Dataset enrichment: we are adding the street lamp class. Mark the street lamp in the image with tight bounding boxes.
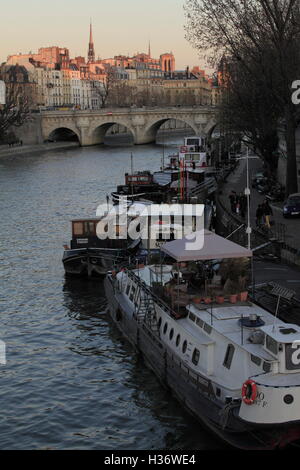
[237,146,259,250]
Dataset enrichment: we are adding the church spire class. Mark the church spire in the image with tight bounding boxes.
[88,20,95,63]
[148,40,151,58]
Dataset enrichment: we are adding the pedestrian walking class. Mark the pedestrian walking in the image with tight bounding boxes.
[262,200,273,229]
[229,191,237,213]
[239,193,247,219]
[236,196,241,216]
[256,204,264,227]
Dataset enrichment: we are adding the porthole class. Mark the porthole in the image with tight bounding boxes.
[284,394,294,405]
[163,323,168,335]
[176,334,181,347]
[169,329,174,341]
[157,318,162,330]
[182,340,187,354]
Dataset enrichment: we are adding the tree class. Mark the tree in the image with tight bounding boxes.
[220,54,280,174]
[95,67,118,108]
[0,84,30,143]
[185,0,300,195]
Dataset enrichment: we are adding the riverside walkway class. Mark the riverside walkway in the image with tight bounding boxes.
[218,154,300,253]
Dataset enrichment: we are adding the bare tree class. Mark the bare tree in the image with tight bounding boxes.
[94,68,118,108]
[185,0,300,195]
[0,85,30,142]
[220,54,280,174]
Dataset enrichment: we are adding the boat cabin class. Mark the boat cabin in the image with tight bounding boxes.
[125,171,154,186]
[261,324,300,374]
[70,217,129,250]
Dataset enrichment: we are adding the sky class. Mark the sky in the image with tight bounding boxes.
[0,0,210,71]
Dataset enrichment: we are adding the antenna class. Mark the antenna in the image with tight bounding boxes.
[130,152,134,199]
[273,295,281,333]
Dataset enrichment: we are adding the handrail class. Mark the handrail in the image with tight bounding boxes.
[127,269,184,320]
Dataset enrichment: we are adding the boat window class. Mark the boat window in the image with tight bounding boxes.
[169,329,174,341]
[186,138,200,146]
[204,323,212,335]
[192,349,200,366]
[130,286,136,302]
[182,340,188,354]
[251,355,262,367]
[263,361,272,373]
[73,222,84,236]
[189,313,196,322]
[163,323,168,335]
[196,318,204,328]
[266,336,278,355]
[223,344,235,370]
[84,222,95,236]
[176,334,181,347]
[126,284,131,296]
[157,318,162,330]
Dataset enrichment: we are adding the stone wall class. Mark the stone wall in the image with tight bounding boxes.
[13,114,43,145]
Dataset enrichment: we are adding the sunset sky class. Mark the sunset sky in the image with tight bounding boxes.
[0,0,209,70]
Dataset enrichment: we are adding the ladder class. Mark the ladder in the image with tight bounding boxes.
[137,294,160,335]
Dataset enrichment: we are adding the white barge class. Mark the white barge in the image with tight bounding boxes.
[104,230,300,449]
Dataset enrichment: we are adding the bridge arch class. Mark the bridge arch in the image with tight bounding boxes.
[45,126,81,144]
[144,117,198,144]
[90,121,136,145]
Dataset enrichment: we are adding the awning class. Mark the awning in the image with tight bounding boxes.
[161,229,252,261]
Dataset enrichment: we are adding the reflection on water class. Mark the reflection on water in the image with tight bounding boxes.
[0,135,224,450]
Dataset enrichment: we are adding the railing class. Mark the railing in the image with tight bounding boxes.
[127,269,184,321]
[166,350,215,398]
[189,177,218,198]
[216,193,279,254]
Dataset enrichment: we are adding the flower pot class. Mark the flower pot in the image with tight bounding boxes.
[239,291,248,302]
[216,296,225,304]
[204,297,212,305]
[229,294,238,304]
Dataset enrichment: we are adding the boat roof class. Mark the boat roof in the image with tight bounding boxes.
[187,303,285,360]
[161,229,252,261]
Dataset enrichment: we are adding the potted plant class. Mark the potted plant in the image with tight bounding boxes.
[216,295,225,304]
[229,293,238,304]
[239,291,248,302]
[204,286,214,304]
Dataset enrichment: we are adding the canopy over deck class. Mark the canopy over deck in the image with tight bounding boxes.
[161,229,252,262]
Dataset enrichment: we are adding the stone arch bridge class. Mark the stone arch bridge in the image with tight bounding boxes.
[41,106,217,146]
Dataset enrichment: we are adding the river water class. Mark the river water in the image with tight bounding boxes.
[0,136,225,450]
